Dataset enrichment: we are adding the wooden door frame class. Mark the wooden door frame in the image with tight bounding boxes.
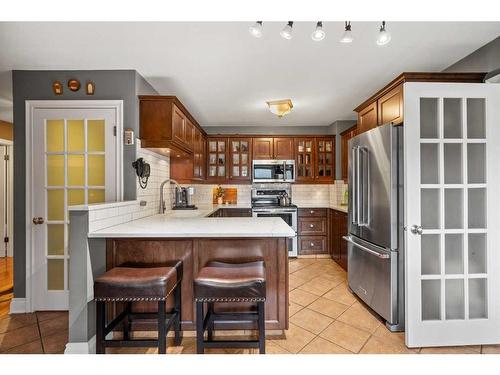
[23,100,123,313]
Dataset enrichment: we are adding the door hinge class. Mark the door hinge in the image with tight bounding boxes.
[4,236,9,243]
[113,126,117,136]
[4,154,9,161]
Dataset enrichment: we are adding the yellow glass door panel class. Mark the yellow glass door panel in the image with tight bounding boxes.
[68,189,85,206]
[87,119,105,152]
[47,155,64,186]
[47,189,65,221]
[47,259,65,290]
[46,119,64,152]
[47,224,65,256]
[67,155,85,186]
[88,189,105,204]
[88,155,105,186]
[67,120,85,152]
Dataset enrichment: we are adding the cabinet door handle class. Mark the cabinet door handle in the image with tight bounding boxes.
[309,224,314,228]
[310,210,315,214]
[310,242,315,247]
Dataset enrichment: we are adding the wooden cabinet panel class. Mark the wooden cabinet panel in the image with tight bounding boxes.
[338,211,348,270]
[294,138,315,182]
[172,104,186,144]
[377,84,403,126]
[316,137,335,182]
[184,118,195,149]
[252,138,274,160]
[273,137,294,159]
[228,138,252,181]
[340,125,358,181]
[298,208,327,217]
[299,236,328,255]
[357,102,377,134]
[299,217,327,236]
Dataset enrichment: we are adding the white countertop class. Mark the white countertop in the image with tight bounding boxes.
[89,210,295,238]
[296,202,348,213]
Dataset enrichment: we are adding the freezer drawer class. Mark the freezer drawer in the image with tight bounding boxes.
[345,236,398,324]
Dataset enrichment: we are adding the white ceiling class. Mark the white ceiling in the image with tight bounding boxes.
[0,22,499,125]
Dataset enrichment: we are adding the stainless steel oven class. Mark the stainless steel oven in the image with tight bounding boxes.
[252,160,295,183]
[252,207,298,257]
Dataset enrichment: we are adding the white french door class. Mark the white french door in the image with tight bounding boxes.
[29,102,122,310]
[405,83,500,347]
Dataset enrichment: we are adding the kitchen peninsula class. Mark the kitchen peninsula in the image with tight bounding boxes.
[66,202,295,354]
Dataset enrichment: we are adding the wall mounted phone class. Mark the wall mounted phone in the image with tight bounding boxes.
[132,158,150,189]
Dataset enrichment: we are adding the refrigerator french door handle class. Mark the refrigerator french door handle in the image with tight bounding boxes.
[343,236,390,259]
[359,147,370,227]
[356,146,362,227]
[351,147,358,225]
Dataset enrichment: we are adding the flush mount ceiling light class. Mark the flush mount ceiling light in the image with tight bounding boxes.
[249,21,263,38]
[340,21,353,43]
[376,21,391,46]
[280,22,294,40]
[266,99,293,118]
[311,21,326,41]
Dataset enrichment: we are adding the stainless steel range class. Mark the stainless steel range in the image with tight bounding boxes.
[251,183,298,257]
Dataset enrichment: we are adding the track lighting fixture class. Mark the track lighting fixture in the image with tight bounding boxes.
[376,21,391,46]
[340,21,353,43]
[280,21,294,40]
[311,21,326,41]
[249,21,263,38]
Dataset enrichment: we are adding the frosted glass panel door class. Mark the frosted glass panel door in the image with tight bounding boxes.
[405,83,500,347]
[31,105,120,310]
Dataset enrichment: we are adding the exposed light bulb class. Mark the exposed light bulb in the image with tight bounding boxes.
[280,21,294,40]
[249,21,263,38]
[340,21,353,43]
[376,21,391,46]
[311,21,325,41]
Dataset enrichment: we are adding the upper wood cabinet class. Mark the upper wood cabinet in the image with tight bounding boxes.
[252,137,294,160]
[316,137,335,182]
[273,137,294,159]
[295,138,315,182]
[228,138,252,181]
[340,125,358,181]
[357,101,377,134]
[252,137,274,159]
[207,137,228,181]
[139,95,206,156]
[377,85,403,125]
[353,72,486,136]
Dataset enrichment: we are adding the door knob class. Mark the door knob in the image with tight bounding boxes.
[32,217,44,225]
[410,225,423,235]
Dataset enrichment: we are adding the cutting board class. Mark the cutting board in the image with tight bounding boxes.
[212,187,237,204]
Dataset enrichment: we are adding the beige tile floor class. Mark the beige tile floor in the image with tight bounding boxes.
[2,258,500,354]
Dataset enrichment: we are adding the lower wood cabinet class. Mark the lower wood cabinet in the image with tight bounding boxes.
[329,209,348,270]
[298,208,328,255]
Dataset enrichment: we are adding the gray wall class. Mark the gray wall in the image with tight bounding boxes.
[444,36,500,73]
[12,70,156,298]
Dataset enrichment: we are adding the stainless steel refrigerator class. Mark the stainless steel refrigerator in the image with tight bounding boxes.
[344,123,405,331]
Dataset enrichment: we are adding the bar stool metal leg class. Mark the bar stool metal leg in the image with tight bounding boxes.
[258,301,265,354]
[207,302,214,341]
[96,301,105,354]
[123,302,131,341]
[174,282,182,346]
[196,301,204,354]
[158,301,167,354]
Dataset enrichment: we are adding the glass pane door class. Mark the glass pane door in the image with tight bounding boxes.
[295,138,314,180]
[229,139,251,180]
[32,106,118,310]
[316,138,335,181]
[405,83,500,348]
[207,138,227,179]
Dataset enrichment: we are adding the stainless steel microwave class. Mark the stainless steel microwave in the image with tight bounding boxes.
[252,160,295,183]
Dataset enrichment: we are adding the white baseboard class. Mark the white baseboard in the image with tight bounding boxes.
[64,335,96,354]
[9,298,27,314]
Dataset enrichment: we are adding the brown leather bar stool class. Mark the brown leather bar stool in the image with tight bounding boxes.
[93,261,183,354]
[194,260,266,354]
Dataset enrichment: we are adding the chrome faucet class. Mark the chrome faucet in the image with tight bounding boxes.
[159,178,182,214]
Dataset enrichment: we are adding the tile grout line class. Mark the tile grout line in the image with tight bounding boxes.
[35,313,46,354]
